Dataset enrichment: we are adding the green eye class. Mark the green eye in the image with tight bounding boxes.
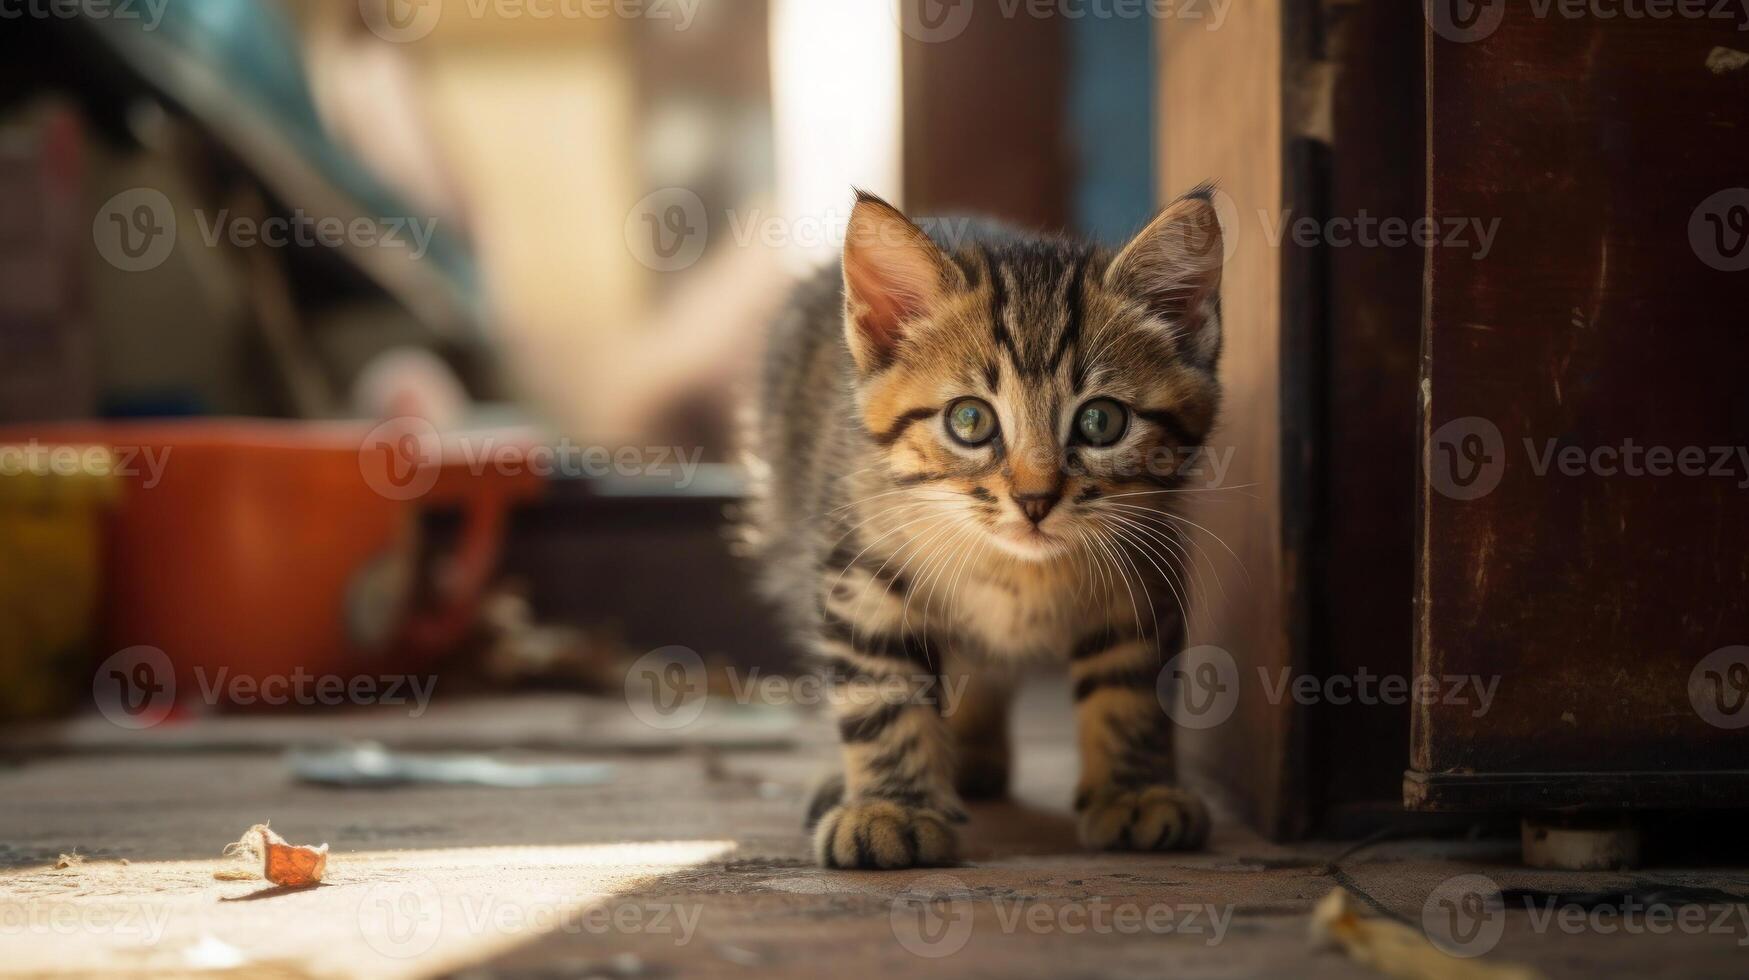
[1075,398,1128,447]
[946,398,998,446]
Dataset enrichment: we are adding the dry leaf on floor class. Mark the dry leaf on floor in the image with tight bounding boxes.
[220,823,328,888]
[1310,889,1542,980]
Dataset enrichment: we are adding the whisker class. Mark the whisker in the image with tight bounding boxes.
[829,506,953,599]
[824,484,955,517]
[1072,525,1112,606]
[1141,508,1251,587]
[916,518,986,640]
[1099,513,1193,635]
[1099,502,1228,605]
[856,512,962,657]
[1093,498,1249,589]
[1087,524,1144,639]
[1096,484,1260,502]
[821,500,937,572]
[1101,523,1164,646]
[824,490,959,553]
[939,527,991,640]
[905,519,977,648]
[820,487,959,523]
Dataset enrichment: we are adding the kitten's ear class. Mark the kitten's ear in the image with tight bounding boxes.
[1106,186,1225,369]
[842,190,955,374]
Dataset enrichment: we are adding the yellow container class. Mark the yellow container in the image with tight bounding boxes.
[0,445,117,721]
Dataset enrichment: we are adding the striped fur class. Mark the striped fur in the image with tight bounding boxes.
[743,188,1224,868]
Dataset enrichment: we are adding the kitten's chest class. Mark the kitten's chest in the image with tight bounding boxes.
[945,570,1097,661]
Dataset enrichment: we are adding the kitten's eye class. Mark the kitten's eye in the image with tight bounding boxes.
[946,398,998,446]
[1074,398,1128,447]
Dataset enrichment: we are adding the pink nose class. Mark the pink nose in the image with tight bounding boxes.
[1012,491,1060,526]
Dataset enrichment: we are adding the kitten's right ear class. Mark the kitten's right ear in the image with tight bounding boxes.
[1106,185,1225,370]
[842,190,955,374]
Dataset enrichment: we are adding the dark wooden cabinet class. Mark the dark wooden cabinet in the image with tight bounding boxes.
[1411,7,1749,813]
[1164,1,1749,839]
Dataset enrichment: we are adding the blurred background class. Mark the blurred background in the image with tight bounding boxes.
[0,0,1157,725]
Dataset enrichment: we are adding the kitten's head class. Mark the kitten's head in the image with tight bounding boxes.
[842,188,1224,562]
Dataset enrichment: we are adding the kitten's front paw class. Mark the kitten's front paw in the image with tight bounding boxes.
[813,799,958,869]
[1077,785,1210,852]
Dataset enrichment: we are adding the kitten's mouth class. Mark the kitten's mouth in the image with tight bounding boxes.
[992,521,1067,559]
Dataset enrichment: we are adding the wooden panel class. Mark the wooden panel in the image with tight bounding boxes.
[902,6,1069,227]
[1413,12,1749,807]
[1159,0,1299,837]
[1311,0,1427,829]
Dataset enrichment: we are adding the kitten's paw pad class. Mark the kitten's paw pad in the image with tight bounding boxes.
[1077,785,1210,852]
[813,799,959,869]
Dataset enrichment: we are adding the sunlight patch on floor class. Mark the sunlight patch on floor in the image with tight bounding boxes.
[0,840,738,978]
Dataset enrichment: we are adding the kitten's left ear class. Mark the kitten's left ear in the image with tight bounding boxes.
[842,190,958,374]
[1106,185,1225,370]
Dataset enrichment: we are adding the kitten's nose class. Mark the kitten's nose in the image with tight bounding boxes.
[1012,491,1060,526]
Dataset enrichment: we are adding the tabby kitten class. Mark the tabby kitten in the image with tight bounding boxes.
[744,187,1224,870]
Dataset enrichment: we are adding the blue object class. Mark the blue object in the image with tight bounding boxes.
[1069,17,1157,243]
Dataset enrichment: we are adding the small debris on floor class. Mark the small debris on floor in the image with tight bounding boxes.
[715,943,764,967]
[288,742,614,789]
[1705,46,1748,75]
[222,823,328,888]
[54,851,83,870]
[1310,889,1540,980]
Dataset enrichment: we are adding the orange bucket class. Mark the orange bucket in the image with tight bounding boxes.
[0,420,545,713]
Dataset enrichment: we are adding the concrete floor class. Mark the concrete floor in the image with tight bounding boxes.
[4,693,1747,979]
